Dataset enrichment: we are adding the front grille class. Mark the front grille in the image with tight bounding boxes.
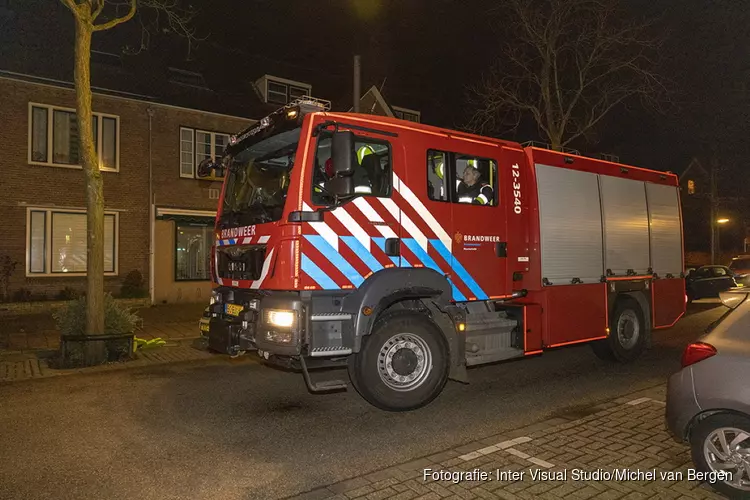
[217,245,267,281]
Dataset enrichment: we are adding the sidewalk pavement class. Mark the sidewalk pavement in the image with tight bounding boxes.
[0,303,206,354]
[0,302,216,383]
[286,385,728,500]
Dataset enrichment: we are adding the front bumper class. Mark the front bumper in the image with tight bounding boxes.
[206,288,305,357]
[665,367,701,443]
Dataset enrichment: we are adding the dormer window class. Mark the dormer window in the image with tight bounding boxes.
[168,68,208,90]
[392,106,421,123]
[256,75,312,105]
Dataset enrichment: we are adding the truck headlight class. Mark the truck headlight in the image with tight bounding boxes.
[210,290,221,305]
[264,309,296,329]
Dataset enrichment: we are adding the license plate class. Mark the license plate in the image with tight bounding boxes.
[225,303,244,316]
[199,321,210,333]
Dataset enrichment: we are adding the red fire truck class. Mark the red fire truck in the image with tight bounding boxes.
[199,97,686,411]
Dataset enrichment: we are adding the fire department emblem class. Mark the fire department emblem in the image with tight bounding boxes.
[454,232,463,245]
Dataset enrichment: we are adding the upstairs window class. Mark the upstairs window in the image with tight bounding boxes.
[29,103,119,171]
[180,127,230,179]
[258,75,312,105]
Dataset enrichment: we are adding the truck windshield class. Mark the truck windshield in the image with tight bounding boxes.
[220,127,300,227]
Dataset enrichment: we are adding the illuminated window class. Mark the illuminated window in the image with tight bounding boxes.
[180,128,230,179]
[26,208,117,276]
[29,103,119,171]
[687,179,695,194]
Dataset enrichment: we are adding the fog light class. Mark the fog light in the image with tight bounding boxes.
[264,309,296,328]
[265,330,294,344]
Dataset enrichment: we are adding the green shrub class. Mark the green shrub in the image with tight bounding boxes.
[120,270,148,299]
[53,293,142,336]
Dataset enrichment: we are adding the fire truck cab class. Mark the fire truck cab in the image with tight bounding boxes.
[200,98,685,411]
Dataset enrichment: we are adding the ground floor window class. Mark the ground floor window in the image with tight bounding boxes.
[175,223,213,281]
[27,208,118,276]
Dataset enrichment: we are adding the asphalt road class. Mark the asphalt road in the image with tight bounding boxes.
[0,301,725,500]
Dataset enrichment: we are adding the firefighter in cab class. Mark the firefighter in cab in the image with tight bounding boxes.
[457,160,494,205]
[433,158,494,205]
[315,144,375,195]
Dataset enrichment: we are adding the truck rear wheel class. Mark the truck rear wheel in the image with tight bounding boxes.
[591,298,646,363]
[348,311,449,412]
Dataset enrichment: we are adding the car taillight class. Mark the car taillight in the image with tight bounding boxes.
[681,342,717,368]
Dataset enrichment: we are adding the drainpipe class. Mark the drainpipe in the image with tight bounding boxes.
[147,106,155,305]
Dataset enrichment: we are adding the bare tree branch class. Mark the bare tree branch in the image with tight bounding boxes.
[59,0,83,18]
[465,0,671,150]
[93,0,136,31]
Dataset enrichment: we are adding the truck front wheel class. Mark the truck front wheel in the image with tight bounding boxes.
[591,298,646,363]
[348,311,449,412]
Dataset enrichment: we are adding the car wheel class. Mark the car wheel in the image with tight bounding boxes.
[591,297,646,363]
[687,290,695,304]
[348,310,449,412]
[690,413,750,499]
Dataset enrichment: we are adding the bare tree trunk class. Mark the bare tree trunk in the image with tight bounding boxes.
[72,17,105,357]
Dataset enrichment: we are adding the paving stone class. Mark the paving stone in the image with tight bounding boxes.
[329,477,372,494]
[364,487,396,500]
[389,490,419,500]
[344,486,374,499]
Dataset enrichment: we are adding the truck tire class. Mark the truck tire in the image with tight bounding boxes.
[591,298,646,363]
[348,310,449,412]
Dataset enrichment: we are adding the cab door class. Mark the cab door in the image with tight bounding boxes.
[436,147,510,301]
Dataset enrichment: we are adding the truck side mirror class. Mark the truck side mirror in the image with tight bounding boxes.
[325,175,355,198]
[331,131,355,175]
[325,130,356,197]
[197,157,221,178]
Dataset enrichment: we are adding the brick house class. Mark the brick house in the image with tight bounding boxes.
[0,0,423,306]
[0,55,421,306]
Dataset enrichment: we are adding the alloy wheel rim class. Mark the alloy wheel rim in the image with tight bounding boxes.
[703,427,750,491]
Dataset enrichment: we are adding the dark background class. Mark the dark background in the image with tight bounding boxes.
[2,0,748,256]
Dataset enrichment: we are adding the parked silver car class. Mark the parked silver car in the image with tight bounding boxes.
[666,288,750,499]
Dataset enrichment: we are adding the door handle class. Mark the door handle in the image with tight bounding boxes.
[385,238,400,257]
[495,241,507,258]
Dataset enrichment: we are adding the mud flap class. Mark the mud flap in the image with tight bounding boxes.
[425,300,469,384]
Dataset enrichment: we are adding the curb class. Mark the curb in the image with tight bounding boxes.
[282,384,668,500]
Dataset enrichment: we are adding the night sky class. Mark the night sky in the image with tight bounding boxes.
[4,0,749,252]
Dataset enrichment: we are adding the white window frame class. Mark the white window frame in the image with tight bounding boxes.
[27,102,120,172]
[392,105,421,123]
[257,74,312,105]
[179,127,231,179]
[25,207,120,277]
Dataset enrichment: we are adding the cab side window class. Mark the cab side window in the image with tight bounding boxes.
[426,150,498,206]
[312,132,392,205]
[427,150,449,202]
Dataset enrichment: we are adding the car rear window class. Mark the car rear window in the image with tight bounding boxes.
[729,258,750,270]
